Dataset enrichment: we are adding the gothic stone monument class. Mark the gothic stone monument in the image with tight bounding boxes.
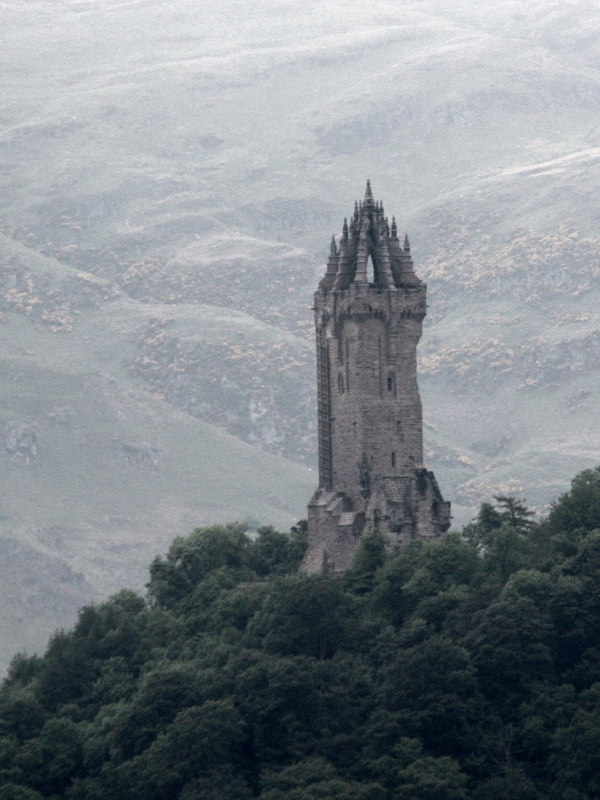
[302,182,451,575]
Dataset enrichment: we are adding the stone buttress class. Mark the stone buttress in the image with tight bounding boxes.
[302,182,450,575]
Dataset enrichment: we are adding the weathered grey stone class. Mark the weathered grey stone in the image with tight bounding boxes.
[302,182,450,575]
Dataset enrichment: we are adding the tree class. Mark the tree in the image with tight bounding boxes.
[0,786,44,800]
[11,718,83,796]
[394,755,468,800]
[551,695,600,800]
[147,524,251,609]
[466,595,552,714]
[250,523,308,578]
[361,737,467,800]
[478,501,504,534]
[344,530,387,595]
[462,502,503,545]
[545,466,600,536]
[260,757,384,800]
[248,575,357,660]
[370,542,426,627]
[482,525,530,584]
[113,664,204,759]
[464,498,535,547]
[471,768,540,800]
[382,636,484,757]
[112,700,250,800]
[494,496,536,533]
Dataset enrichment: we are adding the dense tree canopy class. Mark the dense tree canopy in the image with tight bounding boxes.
[3,477,600,799]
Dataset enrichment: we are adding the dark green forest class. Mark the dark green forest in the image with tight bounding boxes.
[4,469,600,800]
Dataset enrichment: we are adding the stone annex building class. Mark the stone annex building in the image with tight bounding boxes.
[302,182,451,575]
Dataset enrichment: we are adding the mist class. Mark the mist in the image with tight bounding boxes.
[1,0,599,667]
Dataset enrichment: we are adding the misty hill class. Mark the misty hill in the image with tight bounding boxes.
[0,234,313,670]
[2,0,600,662]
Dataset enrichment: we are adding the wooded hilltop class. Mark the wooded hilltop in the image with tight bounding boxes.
[3,467,600,800]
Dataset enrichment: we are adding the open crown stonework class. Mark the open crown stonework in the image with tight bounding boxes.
[302,182,451,575]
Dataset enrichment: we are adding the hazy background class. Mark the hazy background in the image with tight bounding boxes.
[1,0,600,669]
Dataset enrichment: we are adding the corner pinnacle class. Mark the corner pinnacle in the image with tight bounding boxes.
[404,233,410,253]
[364,179,374,206]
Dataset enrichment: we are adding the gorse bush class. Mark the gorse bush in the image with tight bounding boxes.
[3,478,600,798]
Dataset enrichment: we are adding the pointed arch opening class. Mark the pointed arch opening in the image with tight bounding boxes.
[367,254,375,284]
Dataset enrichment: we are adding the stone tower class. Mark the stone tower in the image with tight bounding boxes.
[302,182,451,575]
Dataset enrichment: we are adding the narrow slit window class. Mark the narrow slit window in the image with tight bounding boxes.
[387,374,393,392]
[391,452,396,467]
[338,373,344,393]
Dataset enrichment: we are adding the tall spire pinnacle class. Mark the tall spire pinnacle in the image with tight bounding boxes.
[342,218,349,240]
[364,179,374,207]
[330,236,337,255]
[391,217,398,239]
[404,233,410,253]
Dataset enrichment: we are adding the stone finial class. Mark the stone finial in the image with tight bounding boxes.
[342,218,349,240]
[404,233,410,253]
[319,233,340,291]
[333,235,351,290]
[364,179,374,206]
[391,217,398,239]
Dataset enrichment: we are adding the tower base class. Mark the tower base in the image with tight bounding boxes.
[302,469,451,575]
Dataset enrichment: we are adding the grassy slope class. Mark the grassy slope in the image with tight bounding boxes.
[0,238,313,669]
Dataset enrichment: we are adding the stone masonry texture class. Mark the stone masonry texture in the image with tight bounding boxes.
[302,182,451,575]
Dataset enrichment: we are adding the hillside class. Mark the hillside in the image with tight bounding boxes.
[3,474,600,799]
[2,0,600,661]
[0,235,314,670]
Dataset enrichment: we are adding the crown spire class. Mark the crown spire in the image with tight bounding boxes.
[319,187,421,291]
